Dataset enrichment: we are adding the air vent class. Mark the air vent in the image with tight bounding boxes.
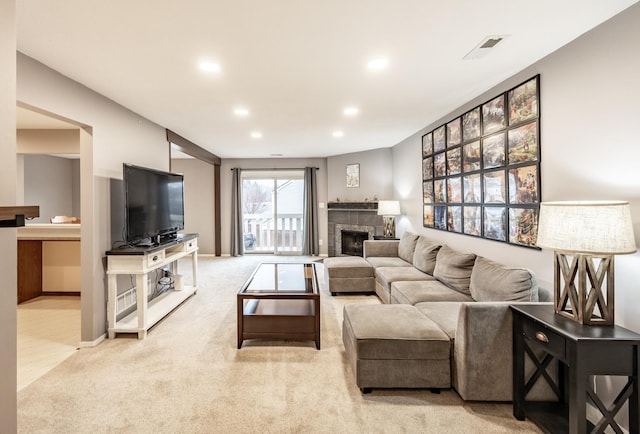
[463,35,509,60]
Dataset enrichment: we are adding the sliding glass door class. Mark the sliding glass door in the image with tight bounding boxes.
[241,170,304,254]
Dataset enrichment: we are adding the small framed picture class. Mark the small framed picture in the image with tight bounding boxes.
[508,165,538,204]
[508,121,538,164]
[434,179,446,203]
[508,77,538,126]
[434,205,447,230]
[446,147,461,176]
[482,95,506,134]
[462,140,481,172]
[463,173,481,203]
[463,206,481,236]
[483,133,506,169]
[346,163,359,188]
[434,152,446,177]
[484,207,506,241]
[423,205,434,227]
[422,133,433,157]
[509,208,539,247]
[447,176,462,203]
[423,181,434,204]
[433,125,446,152]
[447,206,462,233]
[422,157,433,180]
[462,107,481,141]
[483,170,506,203]
[447,117,462,147]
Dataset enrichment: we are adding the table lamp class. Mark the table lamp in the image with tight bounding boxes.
[377,200,401,238]
[536,201,636,325]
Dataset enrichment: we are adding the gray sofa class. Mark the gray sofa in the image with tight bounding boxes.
[342,231,551,401]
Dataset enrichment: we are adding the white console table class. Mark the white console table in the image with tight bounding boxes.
[106,234,198,339]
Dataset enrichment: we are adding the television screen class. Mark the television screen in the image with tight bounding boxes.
[123,163,184,245]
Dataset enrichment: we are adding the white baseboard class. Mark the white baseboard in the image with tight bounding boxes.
[79,333,106,348]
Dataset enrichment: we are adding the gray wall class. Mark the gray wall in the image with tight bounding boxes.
[391,3,640,427]
[327,147,393,203]
[0,0,17,430]
[220,158,328,255]
[171,158,216,254]
[23,154,79,223]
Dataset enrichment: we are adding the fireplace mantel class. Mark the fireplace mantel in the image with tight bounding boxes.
[327,202,378,211]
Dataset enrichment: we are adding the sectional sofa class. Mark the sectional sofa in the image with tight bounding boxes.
[329,231,552,401]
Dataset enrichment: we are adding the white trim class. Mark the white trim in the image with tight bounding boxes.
[79,333,106,348]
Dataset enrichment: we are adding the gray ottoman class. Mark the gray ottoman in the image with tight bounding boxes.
[342,303,451,393]
[324,256,375,296]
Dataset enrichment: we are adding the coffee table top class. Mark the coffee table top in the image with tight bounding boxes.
[239,262,318,295]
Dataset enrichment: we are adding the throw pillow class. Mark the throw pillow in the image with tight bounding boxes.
[412,236,441,275]
[470,256,539,302]
[397,232,420,264]
[433,245,476,294]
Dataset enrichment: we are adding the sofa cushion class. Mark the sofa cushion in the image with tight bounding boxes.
[415,302,463,341]
[397,231,419,264]
[412,236,441,275]
[324,256,374,278]
[391,280,474,305]
[374,266,435,292]
[470,256,539,302]
[342,304,450,360]
[433,245,476,295]
[365,256,412,268]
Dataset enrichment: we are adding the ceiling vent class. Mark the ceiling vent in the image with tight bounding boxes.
[463,35,509,60]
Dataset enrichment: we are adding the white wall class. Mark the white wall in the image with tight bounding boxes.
[171,158,216,254]
[392,4,640,428]
[17,53,170,343]
[221,158,328,255]
[327,147,393,203]
[0,0,17,430]
[23,155,78,223]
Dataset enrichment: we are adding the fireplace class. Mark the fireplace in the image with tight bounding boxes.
[341,230,368,257]
[327,202,384,256]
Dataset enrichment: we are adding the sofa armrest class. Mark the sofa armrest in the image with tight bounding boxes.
[453,301,554,401]
[363,240,399,258]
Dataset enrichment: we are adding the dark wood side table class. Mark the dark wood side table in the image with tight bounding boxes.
[511,304,640,434]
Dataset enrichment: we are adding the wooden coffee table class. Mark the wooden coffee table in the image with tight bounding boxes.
[237,262,320,349]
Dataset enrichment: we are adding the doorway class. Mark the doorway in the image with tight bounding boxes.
[241,170,304,255]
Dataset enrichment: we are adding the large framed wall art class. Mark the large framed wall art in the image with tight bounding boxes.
[422,75,540,248]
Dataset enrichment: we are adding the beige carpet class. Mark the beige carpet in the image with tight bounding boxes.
[17,255,541,433]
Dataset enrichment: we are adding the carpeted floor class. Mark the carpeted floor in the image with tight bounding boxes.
[17,255,541,433]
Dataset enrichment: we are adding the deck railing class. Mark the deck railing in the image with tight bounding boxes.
[243,213,304,252]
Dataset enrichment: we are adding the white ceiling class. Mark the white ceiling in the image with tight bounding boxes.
[16,0,638,159]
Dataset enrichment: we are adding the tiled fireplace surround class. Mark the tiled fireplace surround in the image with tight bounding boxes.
[327,202,385,256]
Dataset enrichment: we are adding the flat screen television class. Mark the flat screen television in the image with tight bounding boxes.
[123,163,185,246]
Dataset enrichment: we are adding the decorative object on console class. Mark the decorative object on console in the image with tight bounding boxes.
[536,201,636,325]
[377,200,401,238]
[422,75,540,249]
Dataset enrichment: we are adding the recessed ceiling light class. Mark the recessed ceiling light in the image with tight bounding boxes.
[234,108,249,116]
[367,58,389,70]
[333,131,344,138]
[250,132,262,139]
[344,107,359,116]
[199,61,221,73]
[270,153,283,157]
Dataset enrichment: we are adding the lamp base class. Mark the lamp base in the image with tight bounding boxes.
[382,216,396,239]
[553,252,614,325]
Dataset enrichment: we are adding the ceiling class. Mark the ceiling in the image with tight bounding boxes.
[16,0,638,159]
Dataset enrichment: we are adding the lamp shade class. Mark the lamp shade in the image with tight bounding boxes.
[536,201,636,255]
[377,200,401,216]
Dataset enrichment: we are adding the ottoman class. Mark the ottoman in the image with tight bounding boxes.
[342,304,451,393]
[324,256,375,296]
